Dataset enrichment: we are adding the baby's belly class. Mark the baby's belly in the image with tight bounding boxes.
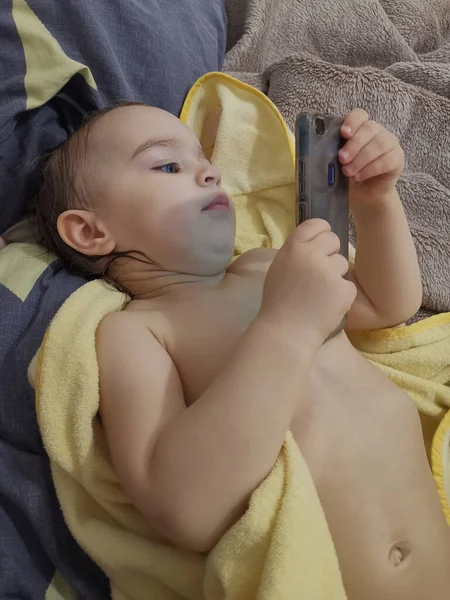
[291,333,450,600]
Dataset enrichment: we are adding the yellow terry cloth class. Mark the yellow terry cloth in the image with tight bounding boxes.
[35,72,450,600]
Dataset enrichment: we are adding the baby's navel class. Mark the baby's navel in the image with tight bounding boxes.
[388,542,411,567]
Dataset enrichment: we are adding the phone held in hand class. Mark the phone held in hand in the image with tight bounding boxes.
[295,111,349,260]
[295,112,350,339]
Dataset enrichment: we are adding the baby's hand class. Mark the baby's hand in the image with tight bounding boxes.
[338,109,405,199]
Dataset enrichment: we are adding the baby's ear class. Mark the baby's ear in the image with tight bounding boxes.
[57,210,115,256]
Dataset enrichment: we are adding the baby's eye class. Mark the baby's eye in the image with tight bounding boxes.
[156,163,180,174]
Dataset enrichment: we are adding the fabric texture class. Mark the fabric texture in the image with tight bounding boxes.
[0,0,227,234]
[35,72,450,600]
[0,244,108,599]
[224,0,450,318]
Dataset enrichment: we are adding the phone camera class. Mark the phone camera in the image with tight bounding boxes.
[315,117,325,135]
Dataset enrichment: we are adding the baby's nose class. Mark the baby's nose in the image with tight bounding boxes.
[197,162,221,187]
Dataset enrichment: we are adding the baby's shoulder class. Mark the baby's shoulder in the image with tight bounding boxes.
[96,308,170,373]
[97,304,163,346]
[97,308,150,343]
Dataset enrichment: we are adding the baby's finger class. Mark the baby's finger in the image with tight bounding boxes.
[294,218,331,243]
[328,253,350,277]
[339,120,382,165]
[311,230,341,257]
[352,149,400,182]
[342,132,397,177]
[340,109,369,139]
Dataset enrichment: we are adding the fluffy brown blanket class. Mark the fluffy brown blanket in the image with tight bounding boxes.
[224,0,450,318]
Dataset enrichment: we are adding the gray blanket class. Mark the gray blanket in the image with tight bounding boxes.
[224,0,450,318]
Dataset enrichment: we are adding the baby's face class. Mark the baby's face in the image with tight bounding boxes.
[87,105,236,275]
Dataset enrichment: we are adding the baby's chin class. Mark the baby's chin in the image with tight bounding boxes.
[196,245,235,276]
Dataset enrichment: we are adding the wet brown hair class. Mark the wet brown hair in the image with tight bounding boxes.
[30,100,150,295]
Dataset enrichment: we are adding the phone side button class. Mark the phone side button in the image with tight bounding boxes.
[298,202,305,223]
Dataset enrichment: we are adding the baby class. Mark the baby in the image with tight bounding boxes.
[33,101,450,599]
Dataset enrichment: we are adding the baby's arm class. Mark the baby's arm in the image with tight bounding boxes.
[338,110,422,330]
[348,188,421,329]
[96,312,315,553]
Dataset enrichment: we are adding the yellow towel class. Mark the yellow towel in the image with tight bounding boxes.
[180,73,296,256]
[35,72,450,600]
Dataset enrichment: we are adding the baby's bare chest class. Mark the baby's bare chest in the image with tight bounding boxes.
[151,278,420,484]
[148,273,399,421]
[157,280,264,404]
[144,247,418,462]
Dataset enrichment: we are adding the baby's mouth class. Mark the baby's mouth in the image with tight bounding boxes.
[202,193,230,212]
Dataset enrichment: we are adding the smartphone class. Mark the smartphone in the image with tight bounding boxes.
[295,111,350,338]
[295,111,349,260]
